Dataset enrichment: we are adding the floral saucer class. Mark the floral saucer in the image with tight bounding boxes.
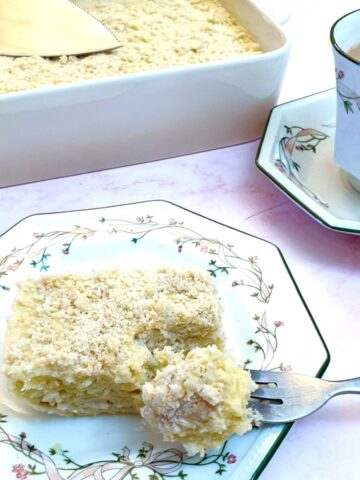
[256,88,360,234]
[0,201,329,480]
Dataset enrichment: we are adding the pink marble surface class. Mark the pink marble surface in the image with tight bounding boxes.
[1,0,360,478]
[1,140,360,479]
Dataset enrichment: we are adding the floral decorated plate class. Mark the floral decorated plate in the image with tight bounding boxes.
[0,200,329,480]
[256,88,360,234]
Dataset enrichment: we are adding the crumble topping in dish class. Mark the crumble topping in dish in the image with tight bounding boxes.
[0,0,262,94]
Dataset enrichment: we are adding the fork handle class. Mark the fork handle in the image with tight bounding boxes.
[330,377,360,396]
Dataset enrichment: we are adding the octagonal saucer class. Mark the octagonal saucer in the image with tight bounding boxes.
[0,200,329,479]
[256,88,360,234]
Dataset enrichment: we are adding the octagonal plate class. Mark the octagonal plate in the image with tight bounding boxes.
[256,88,360,235]
[0,200,329,479]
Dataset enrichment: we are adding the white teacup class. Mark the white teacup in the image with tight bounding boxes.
[331,9,360,192]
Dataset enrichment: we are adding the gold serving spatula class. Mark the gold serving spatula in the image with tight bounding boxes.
[0,0,120,57]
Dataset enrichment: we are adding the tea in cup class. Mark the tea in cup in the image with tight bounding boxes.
[331,9,360,191]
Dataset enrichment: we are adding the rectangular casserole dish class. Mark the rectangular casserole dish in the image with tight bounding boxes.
[0,0,290,188]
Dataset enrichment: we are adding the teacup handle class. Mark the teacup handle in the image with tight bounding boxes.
[254,0,292,25]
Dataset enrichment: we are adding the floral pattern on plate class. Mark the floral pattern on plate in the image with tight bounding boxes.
[274,125,329,208]
[0,421,237,480]
[0,200,329,480]
[256,89,360,234]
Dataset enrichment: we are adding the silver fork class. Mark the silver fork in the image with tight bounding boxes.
[249,370,360,424]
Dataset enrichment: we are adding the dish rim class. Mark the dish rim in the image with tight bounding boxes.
[0,198,331,480]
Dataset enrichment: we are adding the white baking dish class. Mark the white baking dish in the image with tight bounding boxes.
[0,0,290,188]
